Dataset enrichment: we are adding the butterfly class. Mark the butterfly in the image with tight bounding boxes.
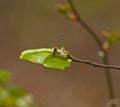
[20,47,71,69]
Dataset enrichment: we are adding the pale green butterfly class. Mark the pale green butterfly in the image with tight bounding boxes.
[20,47,71,69]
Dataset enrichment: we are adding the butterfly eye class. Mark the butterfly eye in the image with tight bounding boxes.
[52,47,61,57]
[52,47,57,52]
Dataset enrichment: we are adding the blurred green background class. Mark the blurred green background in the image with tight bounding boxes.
[0,0,120,107]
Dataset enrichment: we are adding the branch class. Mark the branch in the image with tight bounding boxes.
[67,0,115,100]
[68,55,120,70]
[67,0,102,49]
[103,53,115,99]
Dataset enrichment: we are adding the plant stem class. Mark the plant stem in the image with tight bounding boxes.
[67,0,102,49]
[103,53,115,99]
[68,55,120,70]
[67,0,115,101]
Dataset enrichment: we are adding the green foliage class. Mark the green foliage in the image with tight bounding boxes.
[6,86,26,98]
[0,71,11,84]
[57,3,77,21]
[0,70,38,107]
[102,31,120,51]
[57,3,71,14]
[20,47,71,70]
[108,33,120,45]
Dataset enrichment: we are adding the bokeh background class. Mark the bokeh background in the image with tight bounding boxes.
[0,0,120,107]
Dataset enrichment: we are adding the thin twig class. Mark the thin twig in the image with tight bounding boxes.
[103,53,115,99]
[69,55,120,70]
[67,0,115,101]
[67,0,102,49]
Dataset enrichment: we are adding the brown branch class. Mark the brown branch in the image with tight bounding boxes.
[104,53,115,99]
[68,55,120,70]
[67,0,102,49]
[67,0,115,101]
